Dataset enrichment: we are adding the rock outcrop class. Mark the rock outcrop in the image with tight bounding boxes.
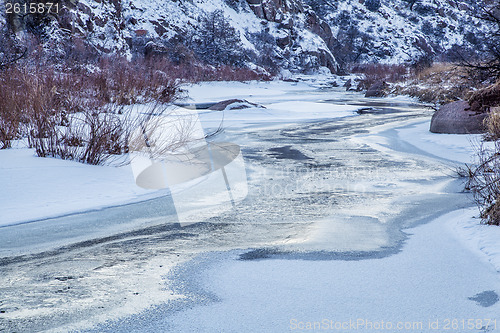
[247,0,304,22]
[208,99,264,111]
[430,101,487,134]
[246,0,339,73]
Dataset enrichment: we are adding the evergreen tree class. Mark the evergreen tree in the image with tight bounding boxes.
[194,10,243,66]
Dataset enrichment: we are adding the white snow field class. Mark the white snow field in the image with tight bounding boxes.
[0,145,164,227]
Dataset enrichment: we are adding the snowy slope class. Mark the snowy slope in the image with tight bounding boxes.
[306,0,485,64]
[9,0,491,71]
[55,0,339,72]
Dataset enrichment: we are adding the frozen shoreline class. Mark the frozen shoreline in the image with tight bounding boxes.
[395,120,500,274]
[0,144,169,227]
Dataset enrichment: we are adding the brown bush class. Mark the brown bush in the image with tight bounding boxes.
[351,63,407,83]
[0,57,182,164]
[0,68,26,149]
[463,141,500,225]
[62,57,182,106]
[350,63,407,91]
[468,81,500,113]
[0,53,269,164]
[23,69,66,157]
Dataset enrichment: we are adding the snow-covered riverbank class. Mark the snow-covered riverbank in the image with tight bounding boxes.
[1,79,362,228]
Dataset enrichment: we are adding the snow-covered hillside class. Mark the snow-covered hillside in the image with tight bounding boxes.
[3,0,494,72]
[42,0,338,73]
[306,0,486,65]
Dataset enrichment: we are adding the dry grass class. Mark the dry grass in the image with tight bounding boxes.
[483,105,500,141]
[392,63,478,104]
[413,63,460,82]
[349,62,476,103]
[468,81,500,112]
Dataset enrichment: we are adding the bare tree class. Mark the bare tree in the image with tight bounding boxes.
[0,29,27,69]
[463,139,500,225]
[457,1,500,79]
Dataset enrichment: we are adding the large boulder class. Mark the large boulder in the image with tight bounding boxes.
[365,81,388,97]
[430,100,487,134]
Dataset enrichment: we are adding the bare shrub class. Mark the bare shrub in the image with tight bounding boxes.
[351,63,407,82]
[0,68,26,149]
[28,101,169,165]
[11,57,183,164]
[350,63,407,91]
[463,141,500,225]
[392,63,475,104]
[68,57,182,106]
[0,50,267,165]
[24,69,65,157]
[127,105,204,163]
[61,104,138,165]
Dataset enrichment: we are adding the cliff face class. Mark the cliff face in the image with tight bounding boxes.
[247,0,304,22]
[245,0,338,72]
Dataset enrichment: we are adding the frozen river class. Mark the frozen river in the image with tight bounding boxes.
[1,80,499,332]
